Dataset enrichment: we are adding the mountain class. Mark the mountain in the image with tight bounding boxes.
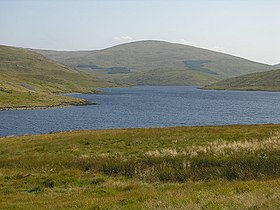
[34,40,273,86]
[204,69,280,91]
[274,64,280,68]
[0,45,110,109]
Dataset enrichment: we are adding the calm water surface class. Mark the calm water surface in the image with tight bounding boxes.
[1,86,280,136]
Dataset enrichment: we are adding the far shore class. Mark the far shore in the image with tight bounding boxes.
[0,101,97,111]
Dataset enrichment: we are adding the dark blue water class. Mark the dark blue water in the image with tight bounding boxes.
[1,86,280,137]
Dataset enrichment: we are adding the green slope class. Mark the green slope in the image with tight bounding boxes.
[205,69,280,91]
[0,45,110,109]
[34,40,273,86]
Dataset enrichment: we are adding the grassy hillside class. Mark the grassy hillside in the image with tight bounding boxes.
[205,69,280,91]
[34,40,273,86]
[1,124,280,209]
[0,45,111,109]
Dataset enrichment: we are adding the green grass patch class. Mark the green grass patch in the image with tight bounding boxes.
[0,45,111,109]
[1,124,280,208]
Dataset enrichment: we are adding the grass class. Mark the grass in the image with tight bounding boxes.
[1,124,280,209]
[35,40,273,86]
[0,89,88,109]
[0,45,111,109]
[205,68,280,91]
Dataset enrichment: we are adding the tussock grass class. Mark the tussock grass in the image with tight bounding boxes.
[1,124,280,208]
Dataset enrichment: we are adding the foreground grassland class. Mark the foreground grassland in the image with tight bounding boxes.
[1,125,280,209]
[0,45,110,109]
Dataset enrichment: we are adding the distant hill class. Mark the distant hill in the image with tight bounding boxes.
[34,40,273,86]
[274,64,280,68]
[0,45,110,109]
[204,69,280,91]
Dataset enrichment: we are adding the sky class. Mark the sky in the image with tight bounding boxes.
[0,0,279,65]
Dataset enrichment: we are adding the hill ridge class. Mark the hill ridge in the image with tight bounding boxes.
[33,40,273,86]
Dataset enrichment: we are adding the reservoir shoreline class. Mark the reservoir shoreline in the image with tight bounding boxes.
[1,86,280,137]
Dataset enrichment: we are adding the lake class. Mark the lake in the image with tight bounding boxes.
[1,86,280,137]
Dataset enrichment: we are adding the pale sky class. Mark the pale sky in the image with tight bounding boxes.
[0,0,279,64]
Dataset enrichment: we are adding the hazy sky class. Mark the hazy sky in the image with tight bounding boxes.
[0,0,279,64]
